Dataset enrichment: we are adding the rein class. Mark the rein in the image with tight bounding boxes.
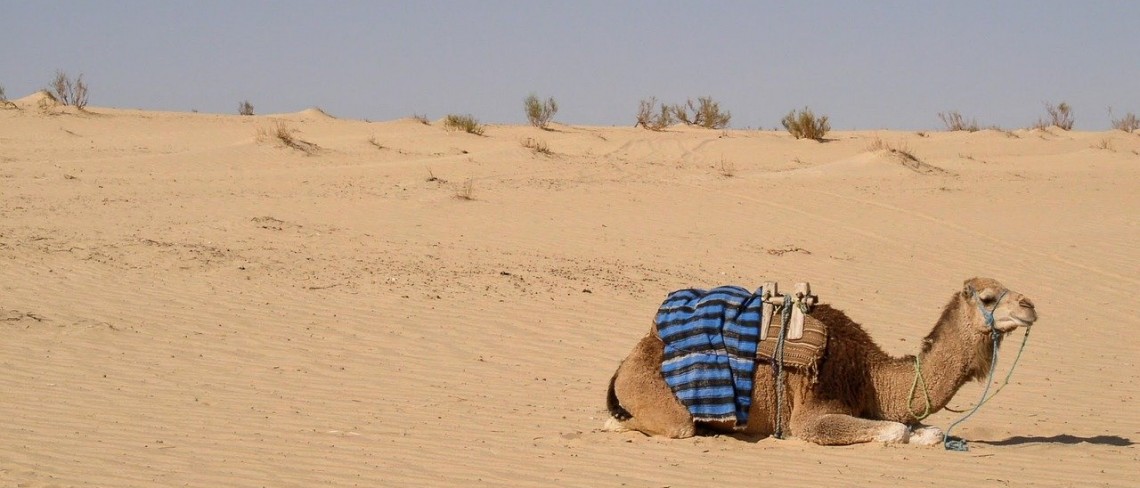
[940,289,1033,451]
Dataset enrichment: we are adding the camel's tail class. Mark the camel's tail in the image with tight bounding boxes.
[606,367,632,420]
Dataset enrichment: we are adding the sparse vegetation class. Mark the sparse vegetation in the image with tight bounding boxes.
[257,121,319,154]
[239,100,255,116]
[444,114,485,135]
[455,178,475,200]
[673,96,731,129]
[1093,138,1114,151]
[717,158,736,178]
[938,111,980,132]
[1035,101,1074,130]
[635,97,674,131]
[411,113,430,125]
[521,137,552,155]
[368,135,385,149]
[524,93,558,129]
[868,137,917,159]
[49,70,89,110]
[782,107,830,140]
[1111,111,1139,133]
[0,85,13,109]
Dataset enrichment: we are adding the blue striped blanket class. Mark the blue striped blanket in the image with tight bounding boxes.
[655,286,764,427]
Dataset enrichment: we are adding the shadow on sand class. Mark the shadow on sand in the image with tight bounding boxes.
[975,434,1133,447]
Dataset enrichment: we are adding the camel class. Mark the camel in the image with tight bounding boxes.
[604,277,1037,445]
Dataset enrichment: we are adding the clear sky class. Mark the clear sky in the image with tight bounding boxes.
[4,1,1138,130]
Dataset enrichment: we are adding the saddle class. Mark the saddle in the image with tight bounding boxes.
[653,282,828,426]
[755,282,828,371]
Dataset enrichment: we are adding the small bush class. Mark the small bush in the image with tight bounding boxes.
[635,97,674,131]
[1111,112,1139,133]
[0,85,12,109]
[239,100,255,116]
[444,114,485,135]
[938,111,979,132]
[257,121,318,154]
[782,107,830,140]
[411,113,430,125]
[455,178,475,200]
[717,159,736,178]
[49,70,89,110]
[50,71,70,105]
[1037,101,1074,130]
[867,137,917,160]
[524,93,558,129]
[521,137,552,155]
[673,96,731,129]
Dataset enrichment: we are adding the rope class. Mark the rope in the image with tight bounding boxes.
[908,353,933,421]
[771,295,792,439]
[943,289,1031,451]
[943,331,999,451]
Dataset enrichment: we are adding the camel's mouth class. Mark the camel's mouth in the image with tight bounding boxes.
[996,315,1034,330]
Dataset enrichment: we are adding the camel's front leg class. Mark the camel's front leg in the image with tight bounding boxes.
[791,413,911,445]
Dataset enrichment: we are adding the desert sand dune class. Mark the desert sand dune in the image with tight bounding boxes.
[1,102,1137,486]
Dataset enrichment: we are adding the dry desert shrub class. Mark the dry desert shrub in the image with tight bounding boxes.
[782,107,830,140]
[0,85,13,109]
[49,70,89,110]
[673,96,731,129]
[521,137,552,155]
[238,100,255,116]
[1111,111,1139,133]
[1034,101,1074,130]
[635,97,674,131]
[938,111,980,132]
[867,137,917,160]
[524,93,558,129]
[257,121,319,154]
[444,114,485,135]
[455,178,475,200]
[411,113,430,125]
[717,158,736,178]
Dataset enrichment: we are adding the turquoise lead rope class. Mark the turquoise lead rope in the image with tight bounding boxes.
[942,289,1032,451]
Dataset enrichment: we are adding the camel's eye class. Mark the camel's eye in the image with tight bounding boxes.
[978,293,997,305]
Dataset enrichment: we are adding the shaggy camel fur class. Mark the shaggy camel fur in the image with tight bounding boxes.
[605,277,1037,445]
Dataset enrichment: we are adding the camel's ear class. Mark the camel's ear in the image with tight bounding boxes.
[962,281,975,298]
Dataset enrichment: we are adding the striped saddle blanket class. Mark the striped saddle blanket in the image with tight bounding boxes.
[655,286,764,426]
[655,285,828,427]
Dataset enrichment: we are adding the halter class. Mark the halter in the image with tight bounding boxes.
[909,287,1008,422]
[942,287,1031,451]
[975,288,1008,330]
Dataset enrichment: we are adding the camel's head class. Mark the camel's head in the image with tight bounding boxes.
[962,277,1037,333]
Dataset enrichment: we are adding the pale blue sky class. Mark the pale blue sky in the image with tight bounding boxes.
[4,1,1137,130]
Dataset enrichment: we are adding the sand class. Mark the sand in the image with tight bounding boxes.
[2,97,1138,486]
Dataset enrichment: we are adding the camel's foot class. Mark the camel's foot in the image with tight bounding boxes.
[908,426,945,446]
[873,422,911,443]
[603,417,629,432]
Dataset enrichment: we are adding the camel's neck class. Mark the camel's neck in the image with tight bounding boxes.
[868,297,995,423]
